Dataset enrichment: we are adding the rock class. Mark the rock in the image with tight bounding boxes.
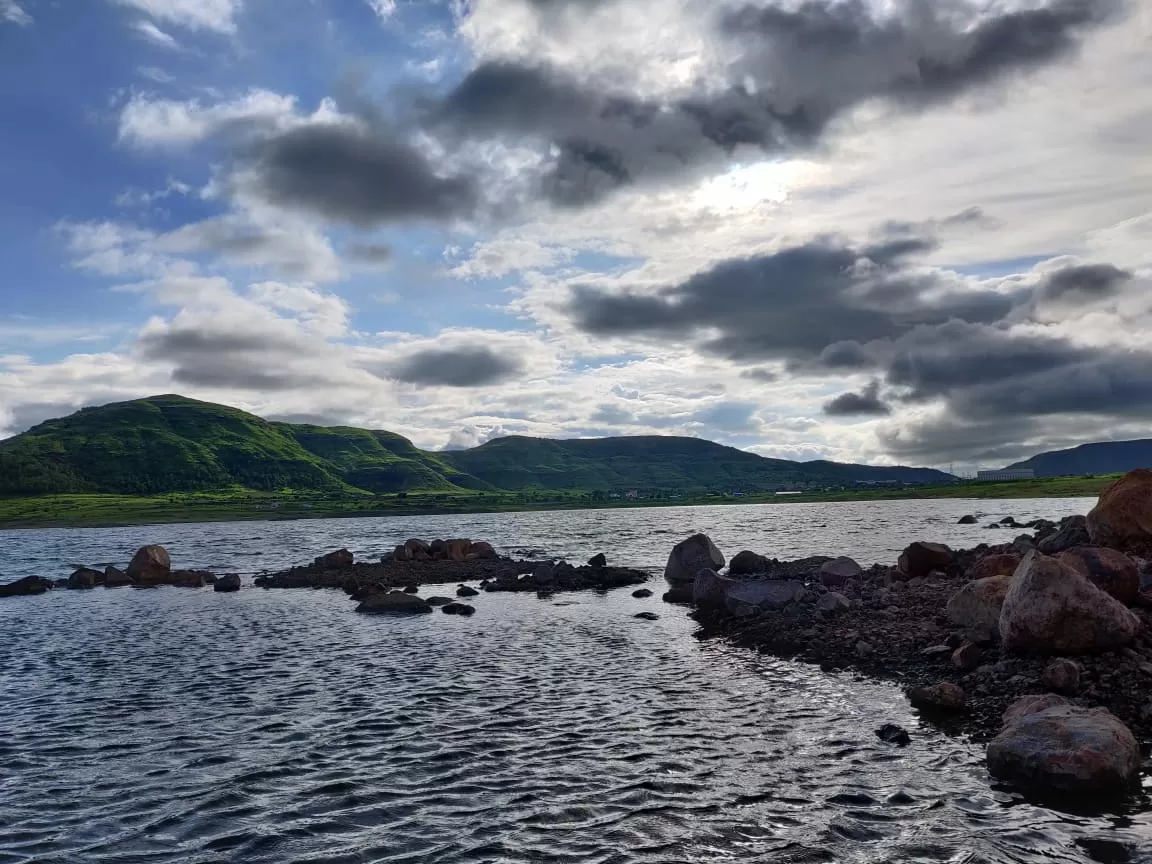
[987,696,1140,794]
[632,588,653,598]
[457,585,479,597]
[104,566,132,588]
[1088,469,1152,548]
[213,574,241,593]
[532,564,555,586]
[426,596,453,606]
[442,602,475,616]
[952,643,981,671]
[53,578,69,589]
[665,534,725,601]
[317,548,354,569]
[692,568,734,608]
[1057,547,1140,605]
[445,539,472,562]
[815,592,850,617]
[855,641,874,658]
[1012,535,1037,554]
[729,550,769,576]
[170,570,209,588]
[68,567,103,590]
[876,724,911,746]
[1000,516,1021,527]
[402,539,430,560]
[967,553,1022,582]
[469,541,498,560]
[356,591,434,615]
[1000,551,1141,655]
[725,579,804,614]
[402,583,419,594]
[908,682,966,710]
[393,544,409,562]
[1041,658,1081,694]
[429,539,447,559]
[946,575,1013,636]
[921,645,953,658]
[1037,515,1091,555]
[587,552,607,568]
[958,514,978,525]
[0,575,53,597]
[819,556,863,588]
[634,612,660,621]
[897,542,953,580]
[128,544,171,584]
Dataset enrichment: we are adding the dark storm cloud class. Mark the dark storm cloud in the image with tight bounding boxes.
[1039,262,1132,302]
[824,380,890,416]
[388,346,524,387]
[740,368,779,383]
[345,242,393,264]
[247,124,478,225]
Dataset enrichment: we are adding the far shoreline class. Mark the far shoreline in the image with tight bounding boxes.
[0,475,1109,530]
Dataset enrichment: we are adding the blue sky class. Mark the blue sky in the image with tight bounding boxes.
[1,0,1150,467]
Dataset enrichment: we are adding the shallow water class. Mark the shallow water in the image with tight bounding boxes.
[3,499,1151,864]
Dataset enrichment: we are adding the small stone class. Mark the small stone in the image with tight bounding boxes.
[457,585,479,597]
[632,588,653,598]
[952,643,982,671]
[815,592,850,617]
[921,645,953,658]
[634,612,660,621]
[1041,658,1081,694]
[908,682,966,710]
[876,724,911,746]
[855,641,874,658]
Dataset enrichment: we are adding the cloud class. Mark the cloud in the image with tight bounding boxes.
[388,345,524,387]
[131,19,181,49]
[345,242,393,265]
[823,380,890,416]
[118,89,301,148]
[365,0,396,20]
[112,0,242,34]
[1,0,31,26]
[1039,262,1132,302]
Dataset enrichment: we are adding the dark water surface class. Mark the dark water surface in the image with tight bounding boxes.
[3,499,1151,863]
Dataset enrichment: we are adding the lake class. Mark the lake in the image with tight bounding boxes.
[3,498,1151,863]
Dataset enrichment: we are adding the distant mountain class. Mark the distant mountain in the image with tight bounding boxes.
[0,394,953,497]
[1006,439,1152,478]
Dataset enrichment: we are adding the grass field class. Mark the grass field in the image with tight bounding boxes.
[0,474,1113,529]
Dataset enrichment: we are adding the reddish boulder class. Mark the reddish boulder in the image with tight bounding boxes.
[68,567,104,590]
[469,541,498,560]
[967,553,1021,582]
[445,539,472,562]
[1087,469,1152,548]
[1058,547,1140,605]
[127,545,171,584]
[897,542,952,580]
[403,539,430,560]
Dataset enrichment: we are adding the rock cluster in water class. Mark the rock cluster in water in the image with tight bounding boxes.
[673,468,1152,797]
[0,544,241,594]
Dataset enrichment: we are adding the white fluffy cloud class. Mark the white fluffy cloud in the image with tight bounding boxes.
[112,0,242,34]
[1,0,31,26]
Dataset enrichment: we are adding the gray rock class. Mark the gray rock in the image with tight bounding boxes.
[532,564,555,586]
[726,580,804,613]
[946,575,1012,638]
[1041,658,1081,694]
[356,591,433,615]
[815,592,850,617]
[952,643,981,671]
[457,585,479,597]
[819,556,863,588]
[729,550,769,576]
[1037,515,1091,555]
[426,596,454,606]
[665,534,724,601]
[213,573,241,593]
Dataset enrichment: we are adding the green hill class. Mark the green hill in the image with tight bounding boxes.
[1006,439,1152,478]
[0,394,953,498]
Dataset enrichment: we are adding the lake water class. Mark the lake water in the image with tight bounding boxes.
[3,498,1151,864]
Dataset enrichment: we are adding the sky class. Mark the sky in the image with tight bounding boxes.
[0,0,1149,469]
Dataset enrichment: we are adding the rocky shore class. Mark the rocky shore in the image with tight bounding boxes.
[669,468,1152,796]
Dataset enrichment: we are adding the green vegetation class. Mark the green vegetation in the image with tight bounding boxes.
[0,394,1112,528]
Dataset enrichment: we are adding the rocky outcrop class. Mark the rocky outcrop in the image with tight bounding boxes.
[355,591,433,615]
[213,574,241,593]
[819,556,862,588]
[1057,547,1140,605]
[999,552,1141,655]
[987,696,1140,794]
[729,550,768,576]
[946,575,1012,637]
[1037,515,1091,554]
[664,534,724,601]
[127,545,171,585]
[104,566,132,588]
[1087,469,1152,548]
[0,575,53,597]
[897,542,952,580]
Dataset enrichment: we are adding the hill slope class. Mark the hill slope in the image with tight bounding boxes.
[0,395,953,497]
[1006,439,1152,478]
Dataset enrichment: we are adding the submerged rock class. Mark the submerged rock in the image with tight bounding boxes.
[128,545,171,585]
[987,696,1140,794]
[426,596,454,606]
[634,612,660,621]
[356,591,433,615]
[876,724,911,746]
[442,602,476,616]
[958,514,978,525]
[457,585,479,597]
[0,575,53,597]
[213,573,241,593]
[632,588,653,599]
[68,567,103,590]
[665,534,725,601]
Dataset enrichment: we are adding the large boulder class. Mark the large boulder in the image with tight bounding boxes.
[729,550,768,576]
[987,696,1140,794]
[104,566,132,588]
[1087,469,1152,548]
[665,534,724,601]
[999,551,1141,655]
[445,539,472,562]
[967,552,1021,582]
[1037,515,1091,554]
[469,541,498,560]
[819,556,862,588]
[317,548,355,568]
[213,574,242,593]
[355,591,433,615]
[897,541,952,580]
[946,575,1012,637]
[0,575,53,597]
[68,567,104,590]
[1058,547,1140,605]
[128,545,171,584]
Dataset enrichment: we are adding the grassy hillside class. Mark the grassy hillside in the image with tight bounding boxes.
[0,394,953,503]
[1007,439,1152,478]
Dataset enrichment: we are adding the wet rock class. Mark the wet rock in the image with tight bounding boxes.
[725,579,804,614]
[897,542,953,580]
[952,643,981,671]
[532,564,555,586]
[170,570,210,588]
[967,553,1022,582]
[587,553,607,568]
[729,550,769,576]
[1000,551,1140,655]
[634,612,660,621]
[665,534,725,601]
[815,592,850,617]
[946,575,1012,637]
[445,539,472,562]
[0,575,53,597]
[402,583,419,594]
[52,578,69,589]
[469,541,498,560]
[127,544,171,585]
[987,696,1139,794]
[213,573,241,593]
[1037,515,1091,555]
[1057,547,1140,605]
[392,544,408,562]
[693,568,735,608]
[104,566,131,588]
[426,596,453,606]
[876,724,911,746]
[819,556,863,588]
[68,567,104,590]
[632,588,653,598]
[317,548,355,569]
[958,514,978,525]
[457,585,479,597]
[908,682,966,710]
[356,591,433,615]
[1041,658,1081,694]
[442,602,475,616]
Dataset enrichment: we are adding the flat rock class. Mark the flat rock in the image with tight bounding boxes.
[724,579,804,614]
[356,591,433,615]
